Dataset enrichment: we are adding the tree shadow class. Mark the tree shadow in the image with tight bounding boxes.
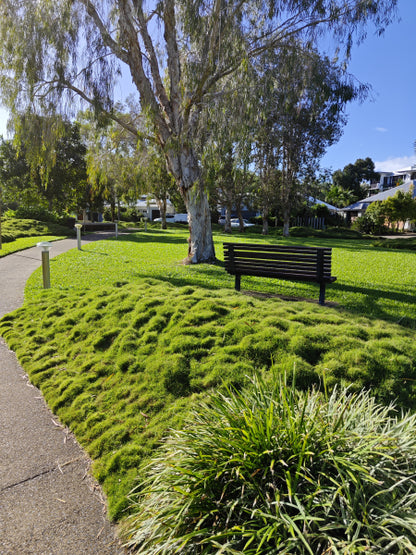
[109,230,188,246]
[134,260,415,330]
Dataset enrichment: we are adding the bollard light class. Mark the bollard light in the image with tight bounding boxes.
[115,220,119,239]
[75,223,82,250]
[37,241,52,289]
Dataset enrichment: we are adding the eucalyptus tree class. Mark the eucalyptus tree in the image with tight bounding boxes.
[0,0,397,261]
[253,44,362,236]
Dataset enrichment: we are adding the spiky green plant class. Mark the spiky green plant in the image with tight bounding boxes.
[126,377,416,554]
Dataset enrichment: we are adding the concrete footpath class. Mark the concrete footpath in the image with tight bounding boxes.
[0,233,127,554]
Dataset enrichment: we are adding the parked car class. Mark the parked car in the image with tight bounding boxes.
[153,214,174,222]
[230,218,255,228]
[153,213,188,223]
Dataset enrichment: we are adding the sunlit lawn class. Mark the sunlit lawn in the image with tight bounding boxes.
[25,227,416,327]
[0,235,67,257]
[1,225,415,520]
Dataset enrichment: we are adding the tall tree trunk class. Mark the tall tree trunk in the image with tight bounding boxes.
[167,148,215,263]
[183,184,215,263]
[262,206,269,235]
[282,207,290,237]
[237,206,245,233]
[157,197,167,229]
[224,204,232,233]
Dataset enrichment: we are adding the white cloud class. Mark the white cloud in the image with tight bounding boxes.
[375,127,388,133]
[374,155,416,172]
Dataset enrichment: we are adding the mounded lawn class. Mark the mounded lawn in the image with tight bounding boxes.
[1,227,415,521]
[0,217,71,257]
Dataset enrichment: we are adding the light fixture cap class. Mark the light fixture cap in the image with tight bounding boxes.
[37,241,53,252]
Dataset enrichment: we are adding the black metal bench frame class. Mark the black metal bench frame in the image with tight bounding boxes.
[223,243,337,305]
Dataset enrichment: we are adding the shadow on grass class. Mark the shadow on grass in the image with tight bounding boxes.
[110,230,188,246]
[98,228,411,255]
[329,282,416,328]
[129,259,416,330]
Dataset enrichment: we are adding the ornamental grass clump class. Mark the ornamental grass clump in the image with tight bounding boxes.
[126,377,416,554]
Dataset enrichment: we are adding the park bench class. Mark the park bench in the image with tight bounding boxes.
[223,243,336,305]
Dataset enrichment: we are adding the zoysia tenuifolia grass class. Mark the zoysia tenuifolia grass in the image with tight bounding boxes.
[1,278,416,519]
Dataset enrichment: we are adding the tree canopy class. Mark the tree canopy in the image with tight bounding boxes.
[332,157,379,200]
[0,0,398,260]
[0,120,88,213]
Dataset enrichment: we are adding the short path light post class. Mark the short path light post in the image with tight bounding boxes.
[75,223,82,250]
[37,242,52,289]
[115,220,119,239]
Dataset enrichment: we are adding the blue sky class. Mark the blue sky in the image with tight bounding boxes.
[0,0,414,174]
[321,0,416,172]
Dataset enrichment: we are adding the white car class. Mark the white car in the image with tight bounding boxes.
[153,213,188,223]
[230,218,254,228]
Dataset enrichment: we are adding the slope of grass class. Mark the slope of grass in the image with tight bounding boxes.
[1,227,415,520]
[0,217,71,257]
[0,235,67,257]
[1,217,72,242]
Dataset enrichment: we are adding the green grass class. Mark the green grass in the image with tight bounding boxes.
[24,228,416,327]
[0,235,67,257]
[1,227,416,523]
[0,217,71,256]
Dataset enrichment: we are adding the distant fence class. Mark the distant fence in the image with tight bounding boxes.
[293,217,325,230]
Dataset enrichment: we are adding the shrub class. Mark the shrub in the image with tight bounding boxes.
[15,205,58,222]
[126,376,416,554]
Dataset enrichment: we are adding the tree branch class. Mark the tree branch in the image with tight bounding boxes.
[117,0,171,144]
[78,0,129,65]
[135,0,174,124]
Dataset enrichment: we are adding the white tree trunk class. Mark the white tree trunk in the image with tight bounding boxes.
[184,185,215,263]
[167,148,215,263]
[282,211,290,237]
[224,205,232,233]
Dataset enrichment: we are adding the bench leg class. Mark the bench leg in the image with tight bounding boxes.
[235,275,241,291]
[319,282,326,305]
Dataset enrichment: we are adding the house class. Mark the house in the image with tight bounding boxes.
[308,197,339,213]
[364,166,416,196]
[134,196,175,221]
[339,178,416,229]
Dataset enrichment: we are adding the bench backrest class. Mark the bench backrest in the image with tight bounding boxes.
[223,243,334,282]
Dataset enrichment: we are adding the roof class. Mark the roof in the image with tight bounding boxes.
[342,180,416,211]
[308,197,339,212]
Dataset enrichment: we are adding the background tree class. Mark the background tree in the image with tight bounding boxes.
[0,0,397,261]
[0,138,33,208]
[332,157,379,201]
[325,183,355,207]
[381,188,416,230]
[0,121,88,213]
[138,146,177,229]
[253,45,361,236]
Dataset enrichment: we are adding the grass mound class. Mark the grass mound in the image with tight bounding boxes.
[1,217,71,243]
[126,377,416,554]
[1,278,415,520]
